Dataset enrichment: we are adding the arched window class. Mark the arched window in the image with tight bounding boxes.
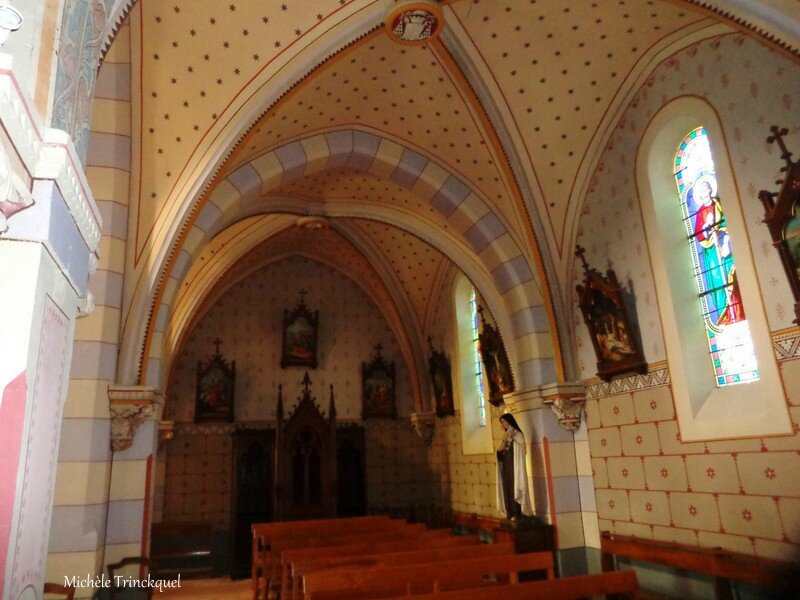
[636,97,790,441]
[469,287,488,427]
[673,127,759,386]
[454,274,493,453]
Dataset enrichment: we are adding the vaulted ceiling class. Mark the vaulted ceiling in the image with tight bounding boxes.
[109,0,798,392]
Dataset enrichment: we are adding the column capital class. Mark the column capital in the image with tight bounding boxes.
[108,385,163,452]
[410,411,435,445]
[502,381,586,431]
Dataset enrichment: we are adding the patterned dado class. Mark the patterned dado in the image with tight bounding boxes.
[585,354,800,561]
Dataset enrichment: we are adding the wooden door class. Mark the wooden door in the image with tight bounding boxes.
[230,429,274,578]
[336,426,366,517]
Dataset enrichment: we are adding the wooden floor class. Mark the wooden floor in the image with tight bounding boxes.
[160,577,251,599]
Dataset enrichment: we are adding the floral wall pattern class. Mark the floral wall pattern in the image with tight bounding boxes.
[574,33,800,562]
[52,0,114,161]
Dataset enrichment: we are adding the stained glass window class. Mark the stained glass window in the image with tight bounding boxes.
[674,127,759,386]
[469,288,487,426]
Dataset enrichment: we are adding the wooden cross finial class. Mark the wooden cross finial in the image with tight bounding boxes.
[477,304,487,326]
[299,288,308,304]
[213,337,223,355]
[301,371,312,392]
[767,125,794,170]
[575,244,590,274]
[374,343,383,357]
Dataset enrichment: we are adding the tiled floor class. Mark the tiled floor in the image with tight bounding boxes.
[160,578,251,599]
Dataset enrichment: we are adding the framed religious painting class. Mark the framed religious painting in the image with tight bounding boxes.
[428,337,454,418]
[362,345,396,419]
[760,126,800,324]
[477,309,515,406]
[281,289,319,369]
[575,245,647,382]
[195,339,235,422]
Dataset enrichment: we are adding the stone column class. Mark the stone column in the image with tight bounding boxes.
[501,381,595,565]
[104,386,162,569]
[0,51,100,600]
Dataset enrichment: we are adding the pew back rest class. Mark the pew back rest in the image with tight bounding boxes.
[289,534,479,575]
[303,549,554,598]
[385,570,640,600]
[600,531,798,597]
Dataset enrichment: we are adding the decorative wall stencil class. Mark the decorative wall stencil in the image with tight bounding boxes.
[362,344,396,419]
[281,289,319,369]
[575,245,647,382]
[169,257,412,422]
[759,126,800,325]
[478,306,515,405]
[428,337,454,418]
[195,338,235,423]
[52,0,108,162]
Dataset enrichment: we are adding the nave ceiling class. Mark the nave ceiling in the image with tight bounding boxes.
[101,0,798,390]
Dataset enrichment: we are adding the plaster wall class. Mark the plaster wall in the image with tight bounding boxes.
[574,33,800,562]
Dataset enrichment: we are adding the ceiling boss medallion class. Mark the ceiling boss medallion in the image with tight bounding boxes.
[384,1,444,45]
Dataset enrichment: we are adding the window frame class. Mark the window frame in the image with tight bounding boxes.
[636,96,791,441]
[453,274,493,454]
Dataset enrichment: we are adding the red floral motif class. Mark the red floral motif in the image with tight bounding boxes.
[742,509,753,522]
[635,435,643,445]
[660,468,669,478]
[645,502,653,513]
[613,406,620,415]
[622,468,629,478]
[650,400,657,410]
[609,500,615,509]
[688,505,697,517]
[706,468,716,479]
[764,467,776,480]
[601,438,608,447]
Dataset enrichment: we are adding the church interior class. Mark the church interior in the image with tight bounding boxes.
[1,0,800,598]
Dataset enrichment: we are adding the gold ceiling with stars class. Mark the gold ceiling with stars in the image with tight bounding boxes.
[114,0,743,383]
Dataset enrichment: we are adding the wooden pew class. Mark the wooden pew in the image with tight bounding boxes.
[151,521,213,578]
[600,531,798,599]
[269,525,431,597]
[284,530,467,599]
[291,541,510,600]
[251,516,393,599]
[385,570,640,600]
[302,549,554,599]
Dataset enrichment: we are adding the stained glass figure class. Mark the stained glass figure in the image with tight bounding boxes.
[674,127,759,386]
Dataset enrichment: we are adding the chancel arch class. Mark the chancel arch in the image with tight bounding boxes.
[138,130,558,408]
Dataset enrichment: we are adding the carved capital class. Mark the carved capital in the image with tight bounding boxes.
[540,382,587,431]
[158,420,175,449]
[410,411,436,445]
[108,386,162,452]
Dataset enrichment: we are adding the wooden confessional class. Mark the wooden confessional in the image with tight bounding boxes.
[229,373,366,574]
[275,373,338,520]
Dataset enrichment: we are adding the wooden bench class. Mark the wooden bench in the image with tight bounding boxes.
[601,531,799,599]
[302,549,554,599]
[151,521,213,578]
[269,524,432,597]
[386,570,640,600]
[291,541,510,600]
[252,516,393,599]
[283,530,467,599]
